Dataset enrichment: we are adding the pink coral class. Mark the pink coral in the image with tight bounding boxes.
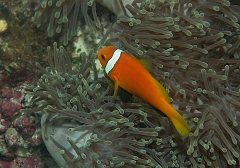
[1,87,13,98]
[27,129,43,146]
[0,157,42,168]
[0,87,24,118]
[0,139,16,157]
[0,99,21,117]
[0,86,43,160]
[0,115,11,133]
[0,158,16,168]
[12,90,24,102]
[20,157,42,168]
[13,115,36,135]
[5,128,21,147]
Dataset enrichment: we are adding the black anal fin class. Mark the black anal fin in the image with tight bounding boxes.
[118,87,133,103]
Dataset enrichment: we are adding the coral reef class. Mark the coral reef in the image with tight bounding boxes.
[0,157,42,168]
[0,80,55,166]
[0,86,42,157]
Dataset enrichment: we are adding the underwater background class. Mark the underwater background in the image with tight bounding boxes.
[0,0,240,167]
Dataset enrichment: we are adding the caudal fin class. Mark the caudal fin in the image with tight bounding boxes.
[170,112,190,137]
[154,96,190,137]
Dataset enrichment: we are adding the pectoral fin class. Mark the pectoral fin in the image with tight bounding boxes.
[113,76,120,98]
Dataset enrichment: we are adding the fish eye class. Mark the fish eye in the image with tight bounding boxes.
[101,54,106,60]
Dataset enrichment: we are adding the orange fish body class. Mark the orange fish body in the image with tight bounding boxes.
[98,45,190,137]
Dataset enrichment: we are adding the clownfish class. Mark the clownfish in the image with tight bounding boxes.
[97,46,190,137]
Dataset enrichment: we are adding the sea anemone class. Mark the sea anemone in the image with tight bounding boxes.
[104,0,240,167]
[20,0,240,167]
[19,0,140,47]
[20,0,103,45]
[21,43,168,167]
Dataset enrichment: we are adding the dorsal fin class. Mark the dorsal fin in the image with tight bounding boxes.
[139,58,170,102]
[139,59,152,71]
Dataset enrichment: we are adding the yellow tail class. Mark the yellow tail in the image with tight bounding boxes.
[170,112,190,137]
[157,101,190,137]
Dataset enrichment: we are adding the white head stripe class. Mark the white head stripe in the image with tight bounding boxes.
[105,49,122,74]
